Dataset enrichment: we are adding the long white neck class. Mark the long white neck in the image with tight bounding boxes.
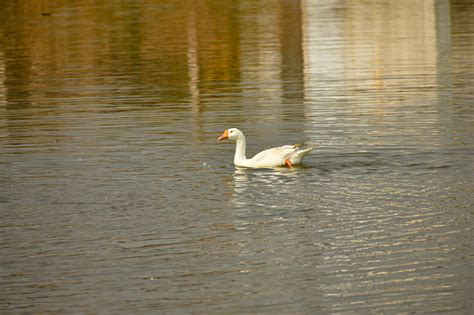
[234,134,247,164]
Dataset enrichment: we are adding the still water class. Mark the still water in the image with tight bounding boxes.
[1,0,473,313]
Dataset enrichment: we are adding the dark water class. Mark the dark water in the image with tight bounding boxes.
[1,0,473,313]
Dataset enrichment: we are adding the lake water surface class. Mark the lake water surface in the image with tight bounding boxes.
[1,0,473,313]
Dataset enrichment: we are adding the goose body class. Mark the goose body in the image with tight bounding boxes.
[218,128,312,168]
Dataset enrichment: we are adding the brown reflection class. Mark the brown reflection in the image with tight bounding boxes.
[0,0,307,148]
[185,0,306,142]
[1,2,37,110]
[278,0,305,113]
[193,0,241,93]
[235,0,306,144]
[0,2,305,107]
[444,0,474,147]
[449,0,474,105]
[301,0,444,147]
[185,0,243,141]
[0,1,66,146]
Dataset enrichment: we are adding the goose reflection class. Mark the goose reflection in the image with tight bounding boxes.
[231,167,302,209]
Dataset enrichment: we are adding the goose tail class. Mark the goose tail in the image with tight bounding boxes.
[290,147,313,165]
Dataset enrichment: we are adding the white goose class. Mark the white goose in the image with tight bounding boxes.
[218,128,312,168]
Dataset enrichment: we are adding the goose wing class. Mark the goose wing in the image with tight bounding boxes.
[249,145,299,166]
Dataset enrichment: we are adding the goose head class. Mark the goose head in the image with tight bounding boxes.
[218,128,242,141]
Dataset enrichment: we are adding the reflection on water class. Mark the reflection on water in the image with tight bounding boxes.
[228,159,473,313]
[1,0,473,313]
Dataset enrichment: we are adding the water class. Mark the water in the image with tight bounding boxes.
[1,0,473,313]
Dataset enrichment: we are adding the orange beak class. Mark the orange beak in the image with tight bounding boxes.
[217,129,229,141]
